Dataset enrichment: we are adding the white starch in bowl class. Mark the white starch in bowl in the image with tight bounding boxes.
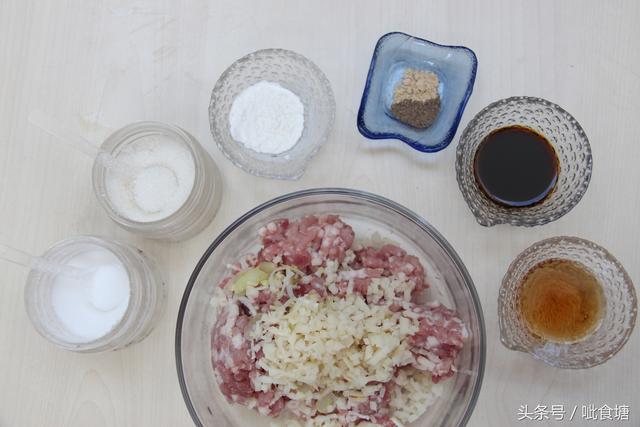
[51,247,130,343]
[105,134,195,222]
[228,81,304,154]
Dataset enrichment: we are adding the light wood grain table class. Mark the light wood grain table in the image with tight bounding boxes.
[1,1,638,426]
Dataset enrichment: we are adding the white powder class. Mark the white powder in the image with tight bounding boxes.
[229,81,304,154]
[51,248,130,342]
[105,134,195,222]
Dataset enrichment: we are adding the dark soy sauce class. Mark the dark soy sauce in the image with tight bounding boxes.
[473,126,559,207]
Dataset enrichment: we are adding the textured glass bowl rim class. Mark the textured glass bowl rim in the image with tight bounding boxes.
[455,96,593,227]
[208,48,336,180]
[175,187,486,427]
[357,32,478,153]
[499,235,637,368]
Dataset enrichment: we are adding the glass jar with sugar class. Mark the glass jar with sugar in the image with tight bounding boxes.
[92,122,222,241]
[24,235,165,352]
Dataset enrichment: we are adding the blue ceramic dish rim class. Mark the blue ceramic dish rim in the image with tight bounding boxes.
[357,32,478,153]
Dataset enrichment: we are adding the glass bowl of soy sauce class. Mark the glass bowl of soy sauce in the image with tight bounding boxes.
[455,96,592,227]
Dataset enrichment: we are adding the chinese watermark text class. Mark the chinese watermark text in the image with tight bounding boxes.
[517,404,630,422]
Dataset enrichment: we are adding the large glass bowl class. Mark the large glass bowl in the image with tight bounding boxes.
[176,188,485,427]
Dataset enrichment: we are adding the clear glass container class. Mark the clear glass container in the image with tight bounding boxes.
[499,236,637,368]
[92,121,223,241]
[357,32,478,152]
[456,96,592,227]
[176,188,485,427]
[209,49,335,180]
[25,235,166,353]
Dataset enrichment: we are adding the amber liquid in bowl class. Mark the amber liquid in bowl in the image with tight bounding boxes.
[518,259,605,342]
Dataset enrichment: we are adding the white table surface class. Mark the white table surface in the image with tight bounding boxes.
[1,1,639,426]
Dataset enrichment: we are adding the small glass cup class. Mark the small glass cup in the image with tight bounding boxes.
[498,236,637,368]
[209,49,335,180]
[456,97,592,227]
[92,121,223,241]
[24,235,166,352]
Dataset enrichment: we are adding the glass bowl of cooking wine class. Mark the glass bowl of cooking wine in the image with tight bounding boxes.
[498,236,637,368]
[456,96,592,226]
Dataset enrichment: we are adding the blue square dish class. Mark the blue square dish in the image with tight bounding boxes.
[357,32,478,152]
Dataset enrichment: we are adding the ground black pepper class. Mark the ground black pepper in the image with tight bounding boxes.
[390,68,441,129]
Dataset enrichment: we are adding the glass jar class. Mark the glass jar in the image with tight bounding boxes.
[92,121,223,241]
[24,235,166,352]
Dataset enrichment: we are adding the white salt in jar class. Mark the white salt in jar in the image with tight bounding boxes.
[92,122,222,241]
[24,236,165,352]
